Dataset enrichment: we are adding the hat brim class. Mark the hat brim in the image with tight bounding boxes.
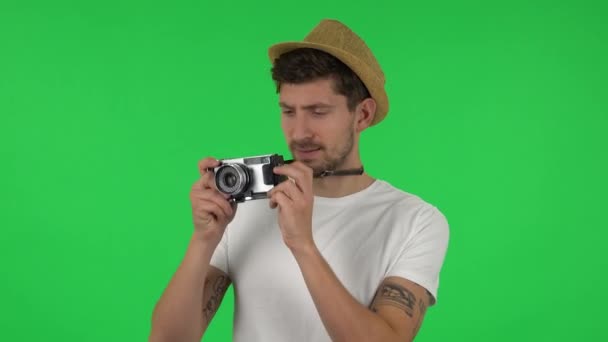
[268,41,388,126]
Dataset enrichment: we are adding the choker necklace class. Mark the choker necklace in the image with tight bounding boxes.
[314,166,364,178]
[284,159,364,178]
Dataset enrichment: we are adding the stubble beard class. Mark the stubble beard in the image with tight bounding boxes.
[290,128,355,176]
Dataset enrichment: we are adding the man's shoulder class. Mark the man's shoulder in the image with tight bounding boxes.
[373,179,450,245]
[370,179,432,207]
[370,179,447,221]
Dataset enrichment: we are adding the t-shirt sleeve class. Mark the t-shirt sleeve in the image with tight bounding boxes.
[209,230,229,274]
[385,204,450,305]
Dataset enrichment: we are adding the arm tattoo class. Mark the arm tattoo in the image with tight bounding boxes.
[369,282,417,317]
[202,275,228,322]
[413,297,428,335]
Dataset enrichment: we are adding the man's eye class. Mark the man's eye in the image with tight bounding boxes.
[282,110,294,115]
[313,111,327,116]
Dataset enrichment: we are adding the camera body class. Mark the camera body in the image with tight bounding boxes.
[211,154,288,203]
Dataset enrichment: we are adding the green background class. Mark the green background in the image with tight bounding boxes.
[1,0,606,341]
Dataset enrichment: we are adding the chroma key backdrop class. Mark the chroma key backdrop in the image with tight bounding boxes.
[1,0,606,341]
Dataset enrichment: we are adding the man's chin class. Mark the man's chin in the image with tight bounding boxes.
[294,158,316,167]
[292,158,325,173]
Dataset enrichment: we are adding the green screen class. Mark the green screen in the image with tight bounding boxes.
[1,0,606,341]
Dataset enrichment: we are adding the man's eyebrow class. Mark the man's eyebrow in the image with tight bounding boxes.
[279,102,334,110]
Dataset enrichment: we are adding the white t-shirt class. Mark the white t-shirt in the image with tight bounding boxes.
[210,179,449,342]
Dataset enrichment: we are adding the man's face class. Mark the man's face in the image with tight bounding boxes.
[279,78,357,175]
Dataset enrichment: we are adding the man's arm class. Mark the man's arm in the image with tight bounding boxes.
[269,162,434,341]
[149,233,231,342]
[201,267,231,326]
[292,244,430,342]
[369,277,432,339]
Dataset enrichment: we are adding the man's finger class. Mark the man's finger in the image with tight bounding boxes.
[276,165,313,196]
[198,192,234,218]
[270,181,302,203]
[291,161,313,175]
[274,165,306,191]
[269,196,278,209]
[201,171,217,190]
[271,191,291,210]
[198,157,220,176]
[196,201,226,222]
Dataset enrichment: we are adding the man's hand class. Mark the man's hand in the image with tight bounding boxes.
[268,161,314,251]
[190,157,237,245]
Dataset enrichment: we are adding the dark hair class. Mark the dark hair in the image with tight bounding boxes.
[271,48,371,112]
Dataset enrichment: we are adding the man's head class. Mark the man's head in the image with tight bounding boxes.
[268,19,388,174]
[271,48,375,174]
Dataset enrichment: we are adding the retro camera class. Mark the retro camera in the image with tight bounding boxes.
[211,154,288,203]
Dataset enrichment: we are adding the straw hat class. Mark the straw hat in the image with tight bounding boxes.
[268,19,389,126]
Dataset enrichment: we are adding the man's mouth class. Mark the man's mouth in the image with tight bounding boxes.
[294,147,321,158]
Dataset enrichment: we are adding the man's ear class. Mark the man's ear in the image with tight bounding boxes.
[355,98,377,132]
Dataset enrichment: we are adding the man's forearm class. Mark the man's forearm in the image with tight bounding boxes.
[291,244,400,342]
[149,233,217,342]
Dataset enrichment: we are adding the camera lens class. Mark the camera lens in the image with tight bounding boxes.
[215,163,250,195]
[223,173,237,188]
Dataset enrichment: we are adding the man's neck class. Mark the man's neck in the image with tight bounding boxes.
[312,172,375,198]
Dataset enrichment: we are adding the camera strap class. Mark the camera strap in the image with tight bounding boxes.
[284,159,365,178]
[314,166,364,178]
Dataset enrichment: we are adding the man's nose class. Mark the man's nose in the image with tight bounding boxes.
[292,114,313,140]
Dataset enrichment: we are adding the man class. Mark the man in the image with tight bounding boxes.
[150,19,449,342]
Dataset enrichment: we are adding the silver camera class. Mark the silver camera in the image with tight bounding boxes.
[211,154,288,203]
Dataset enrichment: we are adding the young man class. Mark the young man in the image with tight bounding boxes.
[150,19,449,342]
